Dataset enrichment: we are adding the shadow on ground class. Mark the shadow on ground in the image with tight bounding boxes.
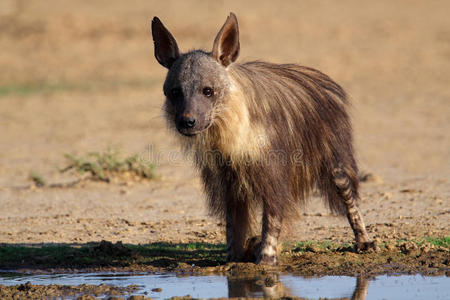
[0,240,226,271]
[0,238,448,276]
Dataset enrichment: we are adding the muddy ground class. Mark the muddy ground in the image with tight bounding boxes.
[0,281,140,300]
[0,239,448,299]
[0,1,448,295]
[1,239,448,276]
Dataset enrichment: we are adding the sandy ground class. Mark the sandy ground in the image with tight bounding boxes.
[0,0,449,247]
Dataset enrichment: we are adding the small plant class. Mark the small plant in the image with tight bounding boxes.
[426,236,450,248]
[415,236,450,248]
[29,170,46,187]
[61,148,156,182]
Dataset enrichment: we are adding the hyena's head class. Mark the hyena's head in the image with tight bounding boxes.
[151,13,240,137]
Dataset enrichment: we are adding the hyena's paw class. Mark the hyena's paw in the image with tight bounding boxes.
[242,236,261,262]
[355,240,379,253]
[226,253,239,262]
[256,243,279,266]
[256,252,279,266]
[226,250,245,262]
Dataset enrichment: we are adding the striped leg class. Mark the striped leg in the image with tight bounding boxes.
[256,204,282,265]
[333,168,378,252]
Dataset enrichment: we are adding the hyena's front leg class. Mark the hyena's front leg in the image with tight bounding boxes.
[256,204,282,265]
[226,201,250,262]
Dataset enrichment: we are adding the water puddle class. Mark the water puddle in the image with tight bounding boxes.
[0,272,449,299]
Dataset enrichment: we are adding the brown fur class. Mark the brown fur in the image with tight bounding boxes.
[151,13,377,265]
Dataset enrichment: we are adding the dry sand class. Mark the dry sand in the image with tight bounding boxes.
[0,0,448,246]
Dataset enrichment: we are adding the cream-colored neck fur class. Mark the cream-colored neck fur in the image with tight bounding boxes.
[178,70,267,167]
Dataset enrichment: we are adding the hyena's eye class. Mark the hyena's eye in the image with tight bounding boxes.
[170,87,182,98]
[202,87,214,97]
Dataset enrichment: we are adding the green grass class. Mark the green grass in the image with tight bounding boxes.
[0,78,158,97]
[0,82,73,97]
[292,237,450,253]
[0,241,226,269]
[414,236,450,248]
[61,148,156,182]
[29,170,46,187]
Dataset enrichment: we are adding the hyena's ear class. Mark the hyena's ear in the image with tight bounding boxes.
[212,13,240,67]
[151,17,180,69]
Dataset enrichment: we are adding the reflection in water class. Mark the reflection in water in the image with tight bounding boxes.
[227,274,369,299]
[228,274,286,298]
[1,272,448,299]
[351,276,369,300]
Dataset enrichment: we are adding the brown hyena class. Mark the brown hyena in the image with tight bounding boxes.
[151,13,377,265]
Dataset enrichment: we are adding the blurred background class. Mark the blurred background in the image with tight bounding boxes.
[0,0,448,244]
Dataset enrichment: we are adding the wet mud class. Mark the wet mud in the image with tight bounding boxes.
[0,281,140,300]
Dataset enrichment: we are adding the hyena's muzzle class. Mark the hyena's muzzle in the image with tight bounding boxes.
[174,95,213,137]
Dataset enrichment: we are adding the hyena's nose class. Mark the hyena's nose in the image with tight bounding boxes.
[180,114,196,128]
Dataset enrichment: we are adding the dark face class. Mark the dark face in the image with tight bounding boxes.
[163,51,230,136]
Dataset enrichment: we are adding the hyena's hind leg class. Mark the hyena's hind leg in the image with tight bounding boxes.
[332,167,378,252]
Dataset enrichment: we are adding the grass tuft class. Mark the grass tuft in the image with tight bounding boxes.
[61,148,156,182]
[29,170,46,187]
[415,236,450,248]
